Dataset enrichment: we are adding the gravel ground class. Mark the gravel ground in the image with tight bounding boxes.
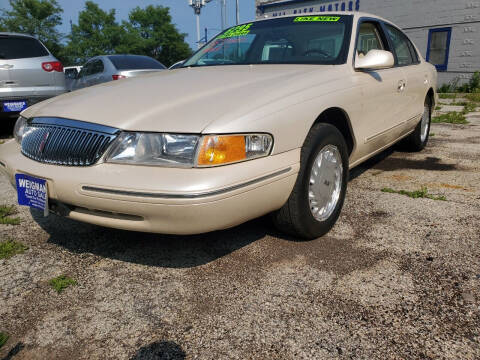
[0,108,479,359]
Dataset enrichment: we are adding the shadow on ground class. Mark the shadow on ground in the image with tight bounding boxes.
[33,209,276,268]
[130,341,185,360]
[30,143,407,270]
[1,343,25,360]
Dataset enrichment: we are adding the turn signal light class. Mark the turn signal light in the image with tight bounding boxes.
[112,75,127,80]
[196,134,273,166]
[42,61,63,72]
[197,135,246,166]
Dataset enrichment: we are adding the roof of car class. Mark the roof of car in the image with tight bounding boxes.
[255,11,393,26]
[0,32,37,39]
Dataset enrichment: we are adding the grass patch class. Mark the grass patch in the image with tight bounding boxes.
[435,106,442,111]
[465,92,480,103]
[0,140,4,145]
[0,332,8,349]
[430,133,435,137]
[382,187,446,201]
[432,112,468,124]
[49,275,77,293]
[0,239,28,260]
[0,205,21,225]
[463,101,477,114]
[438,93,457,99]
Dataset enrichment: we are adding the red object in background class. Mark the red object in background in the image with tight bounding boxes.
[112,75,127,80]
[42,61,63,72]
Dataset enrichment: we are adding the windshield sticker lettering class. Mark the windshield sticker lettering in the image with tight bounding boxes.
[294,16,341,22]
[218,23,253,39]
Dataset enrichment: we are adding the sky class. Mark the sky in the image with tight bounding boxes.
[0,0,257,49]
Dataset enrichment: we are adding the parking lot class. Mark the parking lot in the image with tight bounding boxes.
[0,104,479,359]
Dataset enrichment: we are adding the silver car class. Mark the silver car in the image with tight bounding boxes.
[0,32,66,117]
[71,55,166,91]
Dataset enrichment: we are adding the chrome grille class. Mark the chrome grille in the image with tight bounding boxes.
[21,117,120,166]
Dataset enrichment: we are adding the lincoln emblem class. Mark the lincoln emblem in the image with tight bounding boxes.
[38,132,50,153]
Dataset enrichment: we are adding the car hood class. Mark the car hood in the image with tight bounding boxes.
[22,65,340,133]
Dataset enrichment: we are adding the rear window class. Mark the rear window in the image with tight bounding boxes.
[0,36,49,59]
[108,56,166,70]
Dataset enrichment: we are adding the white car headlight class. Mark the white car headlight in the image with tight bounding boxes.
[14,116,27,144]
[106,132,200,167]
[105,132,273,167]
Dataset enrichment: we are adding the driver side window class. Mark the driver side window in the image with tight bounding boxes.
[356,22,385,58]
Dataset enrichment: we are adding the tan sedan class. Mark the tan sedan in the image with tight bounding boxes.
[0,12,436,239]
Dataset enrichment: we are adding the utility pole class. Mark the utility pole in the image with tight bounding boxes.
[220,0,227,30]
[189,0,213,49]
[236,0,240,25]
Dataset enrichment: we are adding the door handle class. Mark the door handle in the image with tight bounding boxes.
[0,64,13,70]
[397,80,406,92]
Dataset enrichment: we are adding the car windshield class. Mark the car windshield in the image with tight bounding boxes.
[108,55,166,70]
[183,15,352,67]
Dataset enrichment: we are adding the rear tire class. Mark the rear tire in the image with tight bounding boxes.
[272,123,349,240]
[401,96,432,152]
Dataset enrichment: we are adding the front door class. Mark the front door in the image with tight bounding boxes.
[353,20,408,158]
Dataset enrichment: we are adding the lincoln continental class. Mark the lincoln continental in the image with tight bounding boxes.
[0,12,437,239]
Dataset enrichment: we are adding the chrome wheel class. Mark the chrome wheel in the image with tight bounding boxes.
[308,145,343,222]
[420,104,430,143]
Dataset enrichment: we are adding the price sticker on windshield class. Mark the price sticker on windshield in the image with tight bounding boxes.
[218,23,253,39]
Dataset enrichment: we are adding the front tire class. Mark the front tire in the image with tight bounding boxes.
[401,96,432,152]
[272,123,349,240]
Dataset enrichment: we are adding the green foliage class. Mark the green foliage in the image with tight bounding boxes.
[462,102,477,114]
[0,205,21,225]
[0,0,64,59]
[438,93,456,99]
[432,112,468,124]
[438,71,480,94]
[381,187,446,201]
[118,5,192,67]
[0,239,28,259]
[62,3,192,66]
[437,83,455,94]
[61,1,124,65]
[0,332,8,349]
[49,275,77,293]
[465,92,480,103]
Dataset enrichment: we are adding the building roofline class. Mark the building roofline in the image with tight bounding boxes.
[257,0,319,13]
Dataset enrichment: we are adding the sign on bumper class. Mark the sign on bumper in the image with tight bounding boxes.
[15,173,49,216]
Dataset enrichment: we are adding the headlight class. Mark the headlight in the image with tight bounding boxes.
[106,132,200,167]
[14,116,27,144]
[106,132,273,167]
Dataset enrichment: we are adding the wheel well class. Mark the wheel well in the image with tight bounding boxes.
[427,88,435,106]
[314,107,355,155]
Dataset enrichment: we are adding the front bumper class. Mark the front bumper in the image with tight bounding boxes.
[0,140,299,234]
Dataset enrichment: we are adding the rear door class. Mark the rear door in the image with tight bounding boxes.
[0,35,54,90]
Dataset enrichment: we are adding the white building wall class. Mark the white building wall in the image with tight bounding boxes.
[256,0,480,86]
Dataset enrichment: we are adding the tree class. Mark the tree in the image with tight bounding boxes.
[0,0,63,56]
[62,1,125,65]
[118,5,192,67]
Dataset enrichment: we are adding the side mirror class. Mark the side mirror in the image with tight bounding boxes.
[355,49,394,70]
